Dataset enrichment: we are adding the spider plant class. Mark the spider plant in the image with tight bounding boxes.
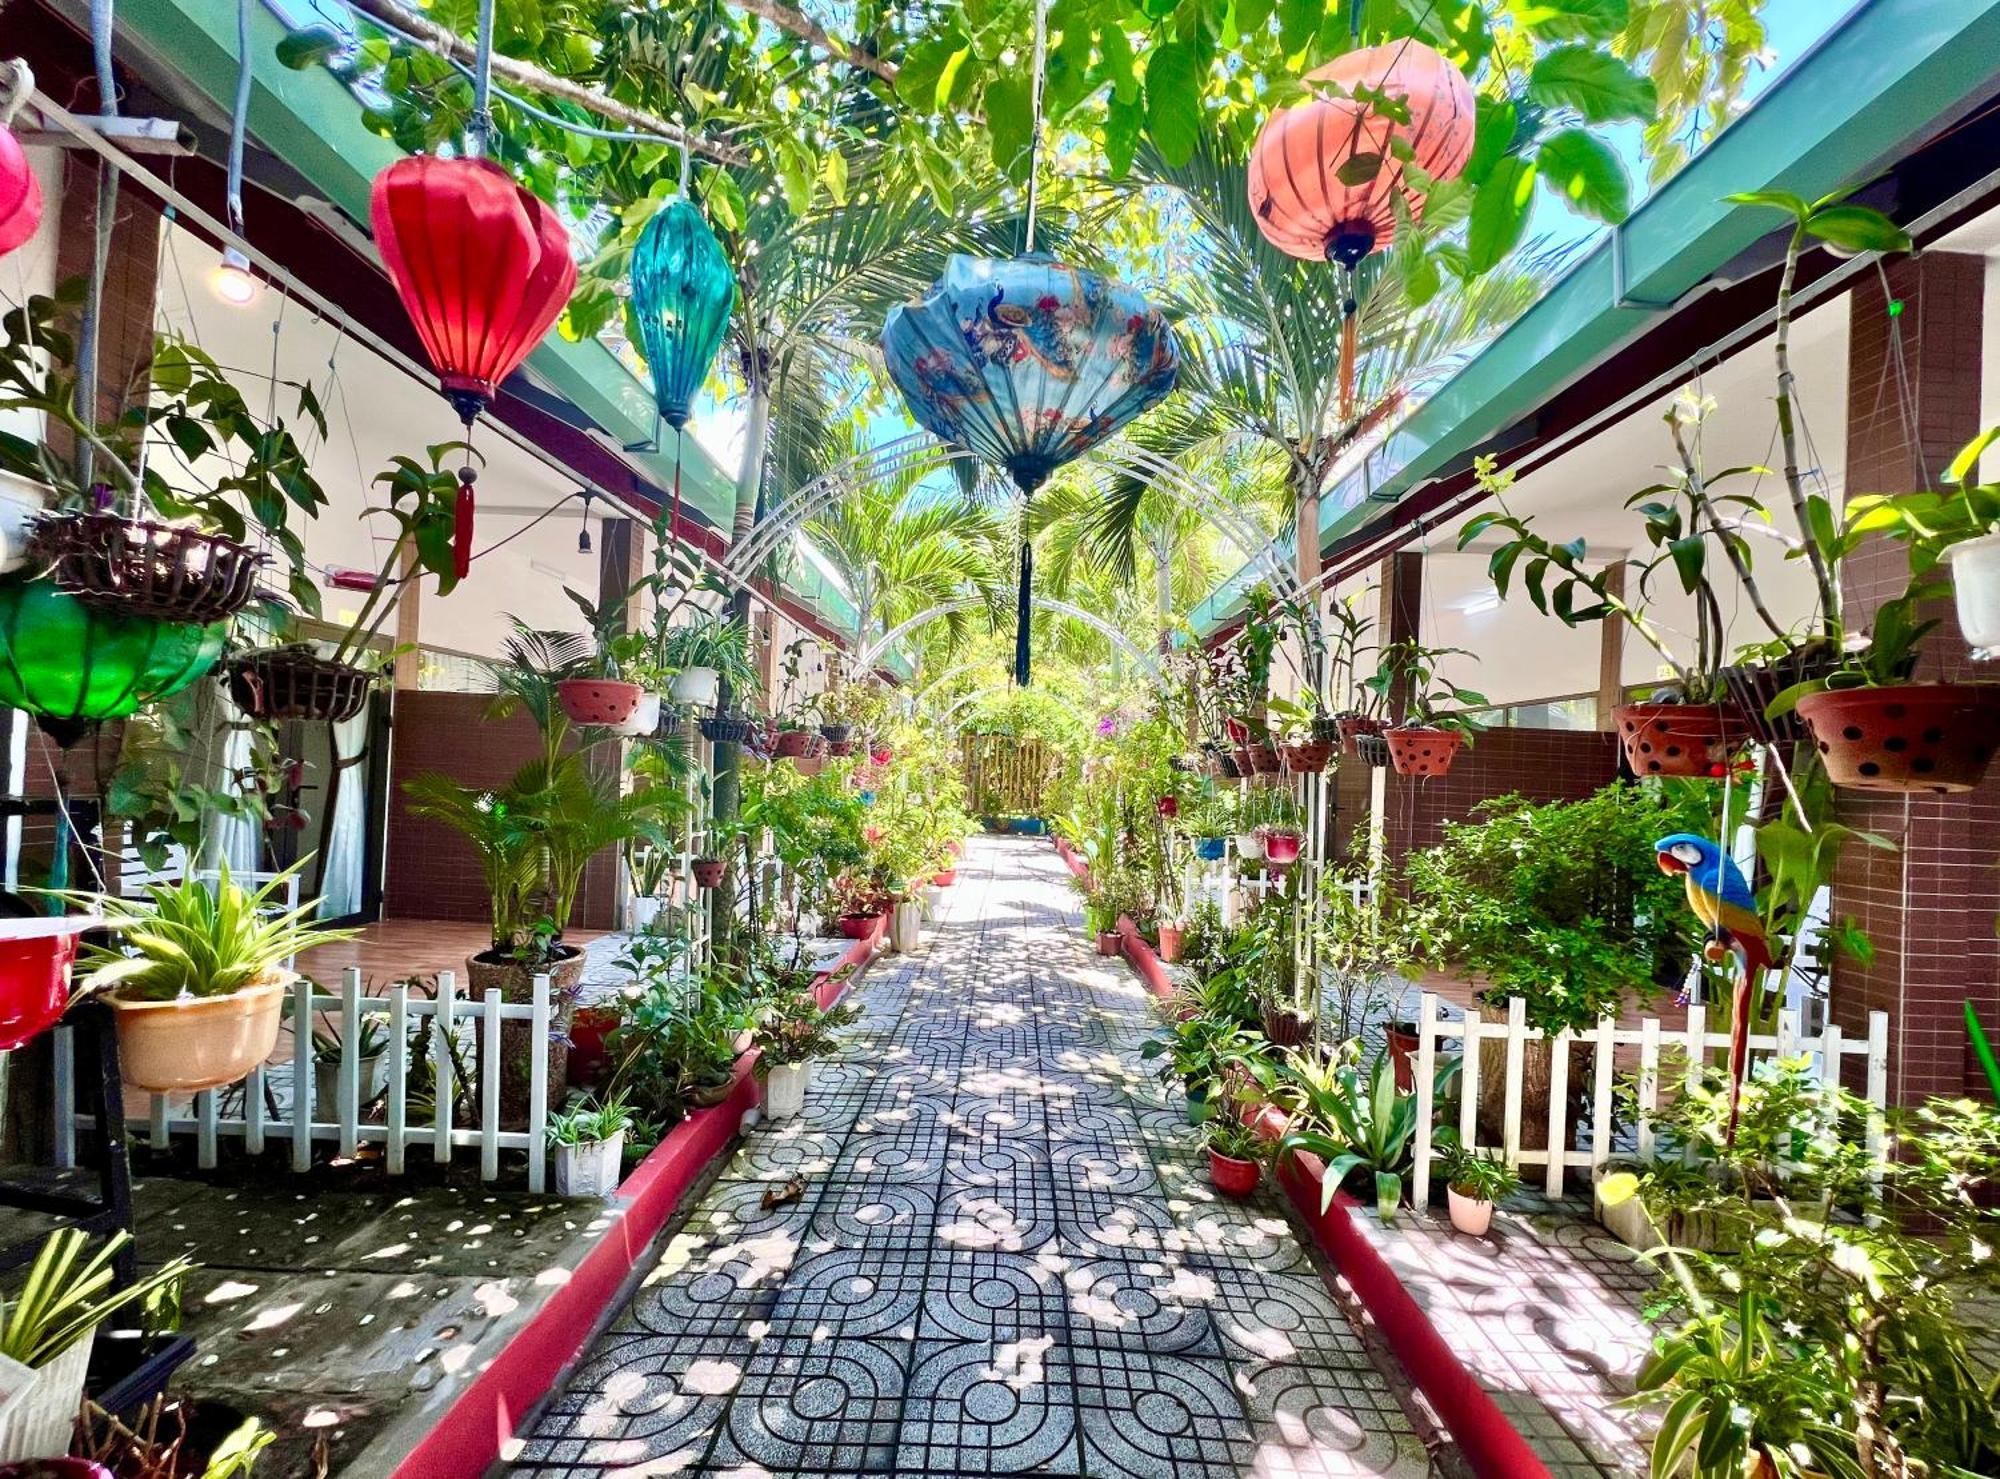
[64,862,355,1002]
[0,1229,191,1369]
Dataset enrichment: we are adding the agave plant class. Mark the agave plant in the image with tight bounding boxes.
[0,1228,190,1369]
[1275,1041,1459,1219]
[67,861,355,1002]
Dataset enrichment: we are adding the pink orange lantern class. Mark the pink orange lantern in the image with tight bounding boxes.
[1313,40,1477,205]
[0,124,42,257]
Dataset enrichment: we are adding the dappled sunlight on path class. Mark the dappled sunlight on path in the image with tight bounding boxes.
[507,836,1429,1477]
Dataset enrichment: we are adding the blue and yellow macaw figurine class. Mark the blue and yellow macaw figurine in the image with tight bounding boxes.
[1655,833,1771,1141]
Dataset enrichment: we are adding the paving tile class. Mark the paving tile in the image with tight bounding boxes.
[895,1338,1082,1475]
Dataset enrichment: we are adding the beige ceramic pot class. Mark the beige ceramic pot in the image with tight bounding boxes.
[107,975,289,1093]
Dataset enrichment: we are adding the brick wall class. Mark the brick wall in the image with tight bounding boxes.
[1381,726,1621,864]
[1834,253,2000,1105]
[383,693,619,933]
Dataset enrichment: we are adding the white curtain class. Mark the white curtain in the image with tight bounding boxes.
[317,708,368,919]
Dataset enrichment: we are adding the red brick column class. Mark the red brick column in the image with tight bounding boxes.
[1833,252,1999,1104]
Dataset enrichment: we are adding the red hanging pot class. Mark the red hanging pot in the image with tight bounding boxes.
[1334,714,1385,755]
[1612,702,1750,779]
[0,115,42,258]
[1283,739,1332,773]
[1156,795,1179,818]
[1795,685,2000,793]
[693,858,726,890]
[556,678,643,727]
[1386,726,1465,777]
[1263,831,1302,866]
[369,156,577,425]
[0,917,98,1052]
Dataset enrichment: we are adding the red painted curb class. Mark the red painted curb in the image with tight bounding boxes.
[1115,915,1174,1000]
[1051,834,1092,890]
[391,916,887,1479]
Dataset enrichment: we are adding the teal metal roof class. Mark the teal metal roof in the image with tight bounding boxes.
[113,0,872,640]
[1187,0,2000,636]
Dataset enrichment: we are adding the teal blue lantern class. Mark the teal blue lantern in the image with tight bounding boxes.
[632,199,734,434]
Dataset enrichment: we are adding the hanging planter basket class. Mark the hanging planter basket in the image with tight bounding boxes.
[1387,726,1465,777]
[31,512,262,624]
[1217,752,1243,780]
[699,711,754,745]
[0,917,99,1052]
[1795,684,2000,793]
[1612,701,1750,779]
[820,722,852,743]
[1354,732,1393,768]
[1335,714,1385,755]
[1720,644,1844,748]
[1249,742,1282,775]
[1263,830,1302,865]
[774,729,811,759]
[1310,712,1339,744]
[0,579,225,738]
[556,678,644,728]
[692,857,726,890]
[1283,739,1332,774]
[1948,534,2000,654]
[226,645,373,723]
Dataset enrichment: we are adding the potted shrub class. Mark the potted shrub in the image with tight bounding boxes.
[1140,1010,1271,1126]
[673,993,744,1108]
[0,1231,189,1463]
[753,989,862,1121]
[1206,1119,1268,1200]
[64,864,354,1094]
[549,1093,633,1198]
[829,874,886,940]
[1437,1140,1515,1236]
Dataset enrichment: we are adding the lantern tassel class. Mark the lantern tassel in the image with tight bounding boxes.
[1014,538,1033,688]
[454,466,476,581]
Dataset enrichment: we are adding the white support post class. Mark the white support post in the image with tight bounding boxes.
[1636,1018,1661,1162]
[1544,1027,1570,1195]
[195,1090,217,1169]
[339,968,363,1159]
[245,1063,265,1155]
[51,1026,74,1169]
[434,972,456,1166]
[1411,992,1438,1205]
[1865,1010,1890,1178]
[1501,997,1527,1169]
[1589,1016,1615,1175]
[292,974,314,1173]
[1458,1005,1480,1157]
[480,989,502,1182]
[149,1086,168,1149]
[386,982,409,1176]
[1682,1002,1707,1165]
[527,975,550,1194]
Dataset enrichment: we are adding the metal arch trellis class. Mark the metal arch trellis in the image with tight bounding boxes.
[852,596,1162,677]
[723,432,1302,603]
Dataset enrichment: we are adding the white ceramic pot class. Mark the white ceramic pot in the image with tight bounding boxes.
[554,1132,625,1198]
[312,1053,386,1120]
[0,1330,93,1460]
[891,899,922,953]
[1446,1187,1494,1237]
[0,472,49,576]
[764,1060,812,1120]
[631,895,664,932]
[1234,831,1267,861]
[1948,533,2000,654]
[670,666,720,708]
[613,692,663,737]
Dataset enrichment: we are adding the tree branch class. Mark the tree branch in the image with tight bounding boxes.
[345,0,751,166]
[731,0,898,83]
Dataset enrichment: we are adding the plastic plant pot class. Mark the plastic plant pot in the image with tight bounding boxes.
[1157,925,1183,963]
[933,868,958,886]
[1208,1149,1261,1200]
[764,1060,812,1120]
[556,678,643,727]
[1234,831,1267,862]
[1263,831,1302,866]
[1611,702,1750,779]
[669,666,719,707]
[1184,1085,1214,1125]
[1283,739,1332,773]
[1447,1188,1494,1237]
[1095,930,1121,956]
[1795,685,2000,793]
[105,978,288,1094]
[1948,533,2000,654]
[1194,837,1227,862]
[612,692,662,737]
[837,913,881,940]
[0,917,98,1051]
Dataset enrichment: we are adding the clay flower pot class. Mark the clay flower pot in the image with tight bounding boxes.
[1795,684,2000,793]
[1386,726,1464,777]
[1283,739,1332,773]
[1612,701,1750,778]
[1385,1020,1419,1092]
[1157,925,1184,963]
[827,737,856,757]
[106,976,289,1093]
[1250,742,1282,774]
[1209,1149,1261,1200]
[1263,831,1302,865]
[1447,1187,1495,1237]
[556,678,643,727]
[692,857,726,889]
[1229,746,1254,775]
[1095,930,1122,956]
[933,868,958,887]
[773,729,811,758]
[1334,713,1385,755]
[837,912,881,940]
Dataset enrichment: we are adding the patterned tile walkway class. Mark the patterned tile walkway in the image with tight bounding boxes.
[508,835,1432,1477]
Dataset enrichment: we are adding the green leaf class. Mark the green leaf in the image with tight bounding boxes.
[1804,204,1912,256]
[1098,23,1139,105]
[1403,248,1441,307]
[1277,0,1321,55]
[1464,96,1517,187]
[1234,0,1275,36]
[1525,45,1657,124]
[1725,188,1810,220]
[275,25,344,70]
[1947,426,2000,485]
[1515,0,1628,40]
[1104,94,1144,177]
[1466,155,1537,274]
[1144,41,1202,169]
[1535,127,1630,222]
[986,73,1035,182]
[705,172,746,234]
[1596,1169,1639,1207]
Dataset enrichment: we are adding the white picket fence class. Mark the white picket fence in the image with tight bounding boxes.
[56,968,558,1190]
[1406,991,1891,1204]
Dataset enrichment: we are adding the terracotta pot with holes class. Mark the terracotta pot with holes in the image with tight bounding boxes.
[1612,702,1750,779]
[693,857,726,889]
[773,729,810,758]
[1795,685,2000,793]
[1386,726,1464,776]
[1283,739,1332,773]
[1334,714,1385,755]
[1251,742,1282,774]
[556,678,643,727]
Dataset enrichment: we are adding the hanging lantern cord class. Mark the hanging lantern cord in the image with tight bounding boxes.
[1023,0,1047,256]
[470,0,497,155]
[1015,507,1034,689]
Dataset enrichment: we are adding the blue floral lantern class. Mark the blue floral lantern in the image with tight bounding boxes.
[882,253,1179,684]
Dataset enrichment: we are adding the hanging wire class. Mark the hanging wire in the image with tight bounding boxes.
[470,0,497,156]
[1023,0,1047,256]
[226,0,251,237]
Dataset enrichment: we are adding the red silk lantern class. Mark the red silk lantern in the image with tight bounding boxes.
[1312,40,1477,201]
[370,156,575,420]
[1248,97,1400,267]
[370,155,576,577]
[0,126,42,257]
